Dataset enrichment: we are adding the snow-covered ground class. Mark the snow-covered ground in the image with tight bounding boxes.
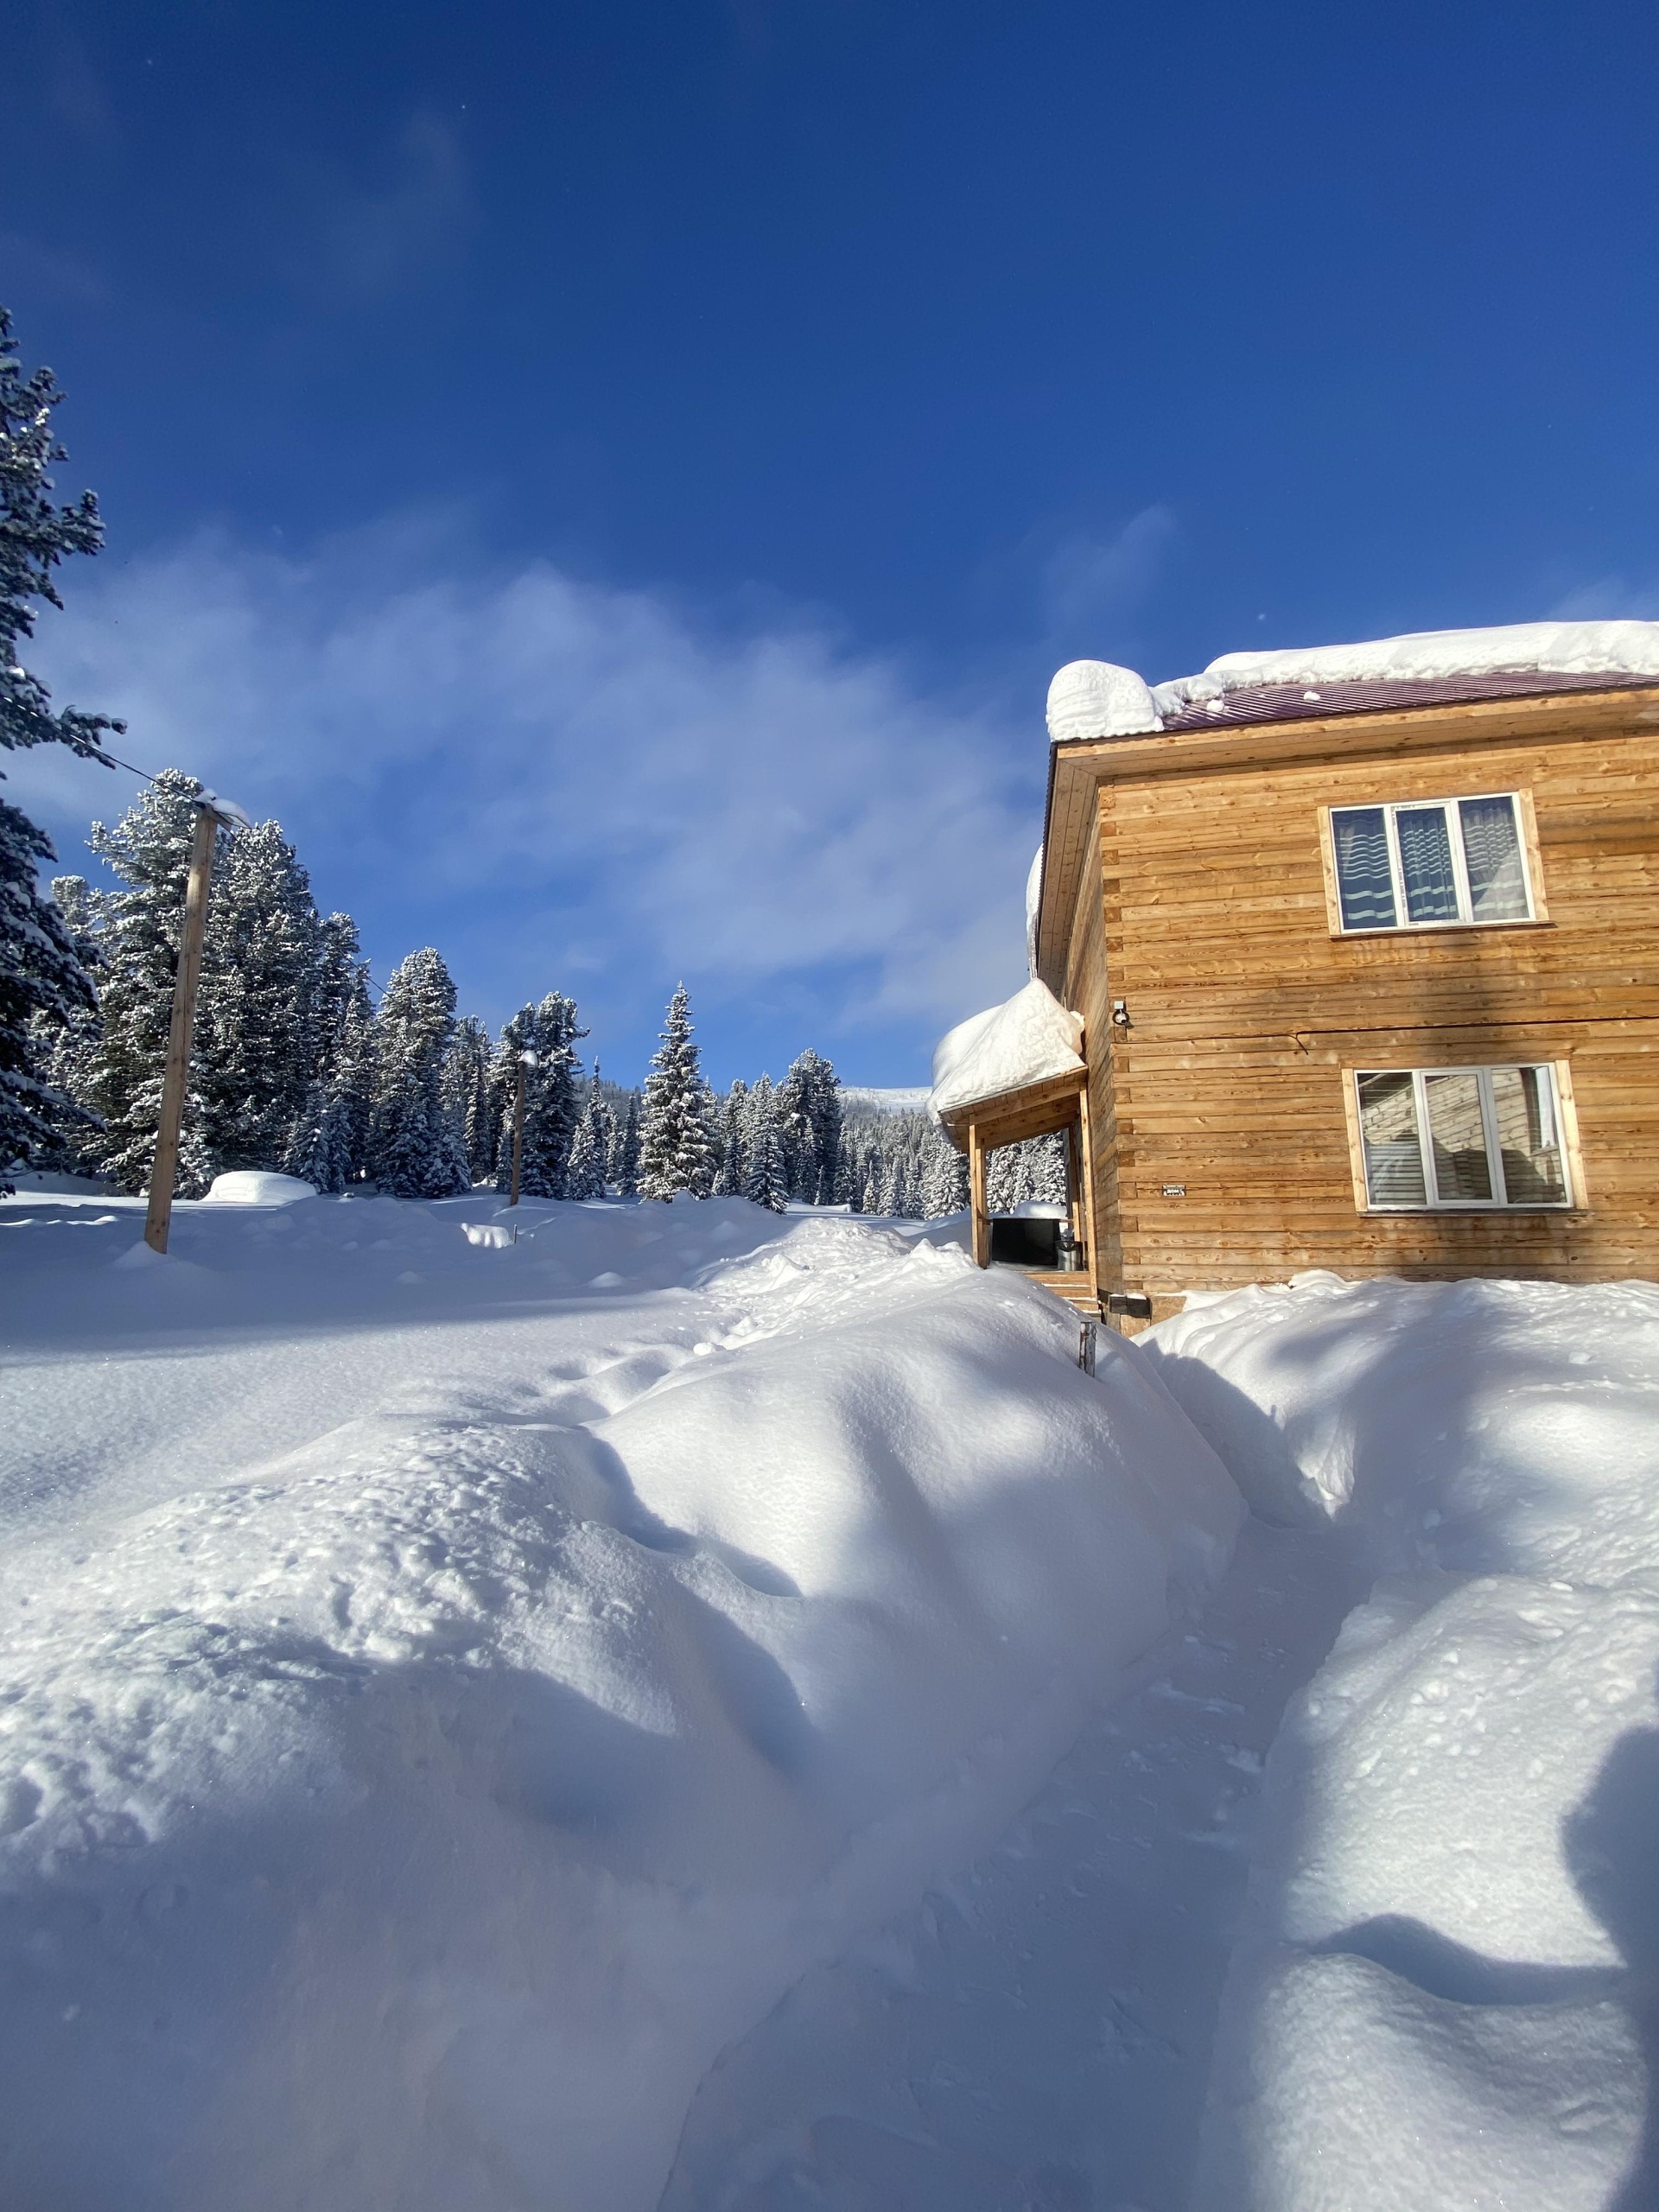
[3,1200,1654,2210]
[0,1188,1236,2212]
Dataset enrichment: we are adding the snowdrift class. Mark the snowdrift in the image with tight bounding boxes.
[1146,1274,1659,2212]
[0,1194,1241,2212]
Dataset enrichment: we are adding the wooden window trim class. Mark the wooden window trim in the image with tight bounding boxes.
[1553,1057,1586,1207]
[1516,787,1549,922]
[1344,1061,1582,1213]
[1319,791,1548,939]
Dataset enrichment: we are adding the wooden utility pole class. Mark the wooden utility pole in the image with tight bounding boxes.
[509,1058,527,1206]
[143,804,221,1255]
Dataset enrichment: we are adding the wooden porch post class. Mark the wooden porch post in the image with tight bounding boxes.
[968,1120,989,1268]
[1077,1077,1101,1309]
[143,803,219,1256]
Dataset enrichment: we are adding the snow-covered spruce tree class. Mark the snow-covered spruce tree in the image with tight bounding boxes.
[491,994,586,1198]
[369,948,470,1198]
[921,1131,970,1217]
[1,807,101,1179]
[195,820,322,1174]
[0,306,124,1186]
[442,1015,494,1186]
[776,1048,842,1203]
[712,1077,748,1197]
[28,873,105,1172]
[283,1081,354,1195]
[741,1076,789,1212]
[608,1090,641,1198]
[830,1134,856,1207]
[566,1065,612,1200]
[290,912,375,1185]
[77,771,222,1194]
[639,983,715,1200]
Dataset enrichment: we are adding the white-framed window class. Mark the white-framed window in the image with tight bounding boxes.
[1352,1065,1573,1210]
[1329,792,1535,931]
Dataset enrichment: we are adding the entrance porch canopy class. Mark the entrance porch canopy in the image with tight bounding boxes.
[930,981,1096,1291]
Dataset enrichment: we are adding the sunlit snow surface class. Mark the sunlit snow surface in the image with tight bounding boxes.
[1149,1273,1659,2212]
[4,1206,1655,2212]
[0,1190,1237,2212]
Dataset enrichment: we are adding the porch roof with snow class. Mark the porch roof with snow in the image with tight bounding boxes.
[929,980,1087,1154]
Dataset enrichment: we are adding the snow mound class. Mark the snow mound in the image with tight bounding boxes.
[0,1199,1241,2212]
[1152,617,1659,714]
[1144,1275,1659,2211]
[1046,658,1164,741]
[201,1170,319,1205]
[930,978,1084,1119]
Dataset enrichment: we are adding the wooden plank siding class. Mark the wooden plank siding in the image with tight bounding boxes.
[1054,696,1659,1326]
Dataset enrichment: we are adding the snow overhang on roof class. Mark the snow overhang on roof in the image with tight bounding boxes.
[1150,619,1659,723]
[1046,660,1163,742]
[930,979,1085,1123]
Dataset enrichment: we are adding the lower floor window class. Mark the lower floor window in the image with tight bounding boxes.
[1355,1064,1572,1209]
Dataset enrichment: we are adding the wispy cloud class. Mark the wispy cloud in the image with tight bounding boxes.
[1549,575,1659,620]
[286,111,474,306]
[13,516,1040,1052]
[1039,504,1179,651]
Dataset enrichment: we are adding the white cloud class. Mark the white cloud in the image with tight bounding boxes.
[12,517,1041,1046]
[1038,504,1178,651]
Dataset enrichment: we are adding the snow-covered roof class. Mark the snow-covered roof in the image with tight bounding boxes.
[1046,621,1659,745]
[1046,660,1162,743]
[930,979,1085,1121]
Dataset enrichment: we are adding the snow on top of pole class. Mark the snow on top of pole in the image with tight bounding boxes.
[196,788,254,830]
[1150,618,1659,715]
[930,978,1084,1120]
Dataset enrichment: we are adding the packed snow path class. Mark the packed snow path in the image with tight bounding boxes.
[661,1519,1362,2210]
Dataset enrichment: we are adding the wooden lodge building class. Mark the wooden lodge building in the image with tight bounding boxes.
[931,622,1659,1330]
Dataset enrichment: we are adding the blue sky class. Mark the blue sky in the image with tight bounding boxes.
[7,0,1659,1085]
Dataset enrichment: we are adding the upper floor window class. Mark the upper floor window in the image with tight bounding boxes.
[1330,792,1535,931]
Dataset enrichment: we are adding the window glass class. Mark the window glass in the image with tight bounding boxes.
[1490,1066,1565,1202]
[1395,806,1460,923]
[1332,808,1396,930]
[1459,797,1529,921]
[1423,1072,1493,1198]
[1357,1071,1425,1205]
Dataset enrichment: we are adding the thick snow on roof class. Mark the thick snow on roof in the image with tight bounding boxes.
[931,978,1084,1119]
[1152,618,1659,715]
[1042,621,1659,747]
[1046,659,1163,741]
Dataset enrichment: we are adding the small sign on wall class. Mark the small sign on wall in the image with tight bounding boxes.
[1161,1183,1186,1198]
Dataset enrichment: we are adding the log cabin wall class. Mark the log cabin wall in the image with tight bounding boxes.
[1058,690,1659,1325]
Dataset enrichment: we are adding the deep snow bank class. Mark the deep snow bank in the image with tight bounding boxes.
[0,1198,1240,2212]
[1145,1273,1659,2211]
